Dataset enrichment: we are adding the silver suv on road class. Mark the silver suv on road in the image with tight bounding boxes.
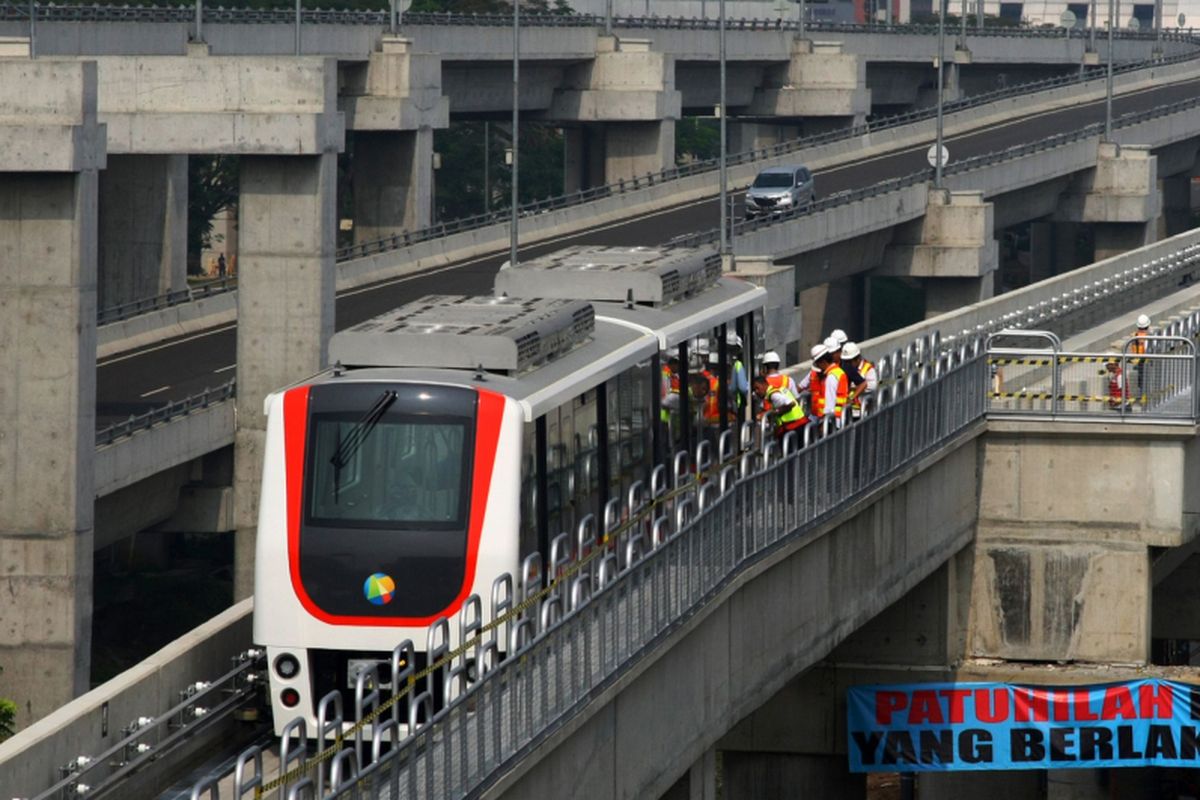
[744,165,815,218]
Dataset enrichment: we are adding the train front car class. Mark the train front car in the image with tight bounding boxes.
[254,296,590,735]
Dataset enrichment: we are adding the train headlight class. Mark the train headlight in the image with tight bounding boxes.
[274,653,301,680]
[280,688,301,708]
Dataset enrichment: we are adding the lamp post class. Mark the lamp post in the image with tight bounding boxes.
[511,0,520,268]
[719,0,729,264]
[935,0,946,189]
[1105,0,1113,139]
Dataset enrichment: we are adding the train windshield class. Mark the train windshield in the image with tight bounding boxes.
[307,415,468,528]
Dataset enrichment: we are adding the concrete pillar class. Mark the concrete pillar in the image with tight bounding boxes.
[797,277,864,354]
[97,154,187,310]
[728,121,800,155]
[688,748,717,800]
[233,154,336,599]
[341,36,448,244]
[1054,142,1161,260]
[732,254,802,362]
[562,126,605,193]
[351,129,433,243]
[967,422,1200,666]
[878,190,998,320]
[0,60,103,729]
[746,40,870,125]
[550,36,681,185]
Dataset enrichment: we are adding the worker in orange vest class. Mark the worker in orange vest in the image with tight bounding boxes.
[1131,314,1150,400]
[842,342,878,420]
[811,337,850,426]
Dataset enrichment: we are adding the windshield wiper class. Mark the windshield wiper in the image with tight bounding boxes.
[330,390,397,502]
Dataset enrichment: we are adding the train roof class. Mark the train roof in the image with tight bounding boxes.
[596,276,766,349]
[324,295,658,421]
[494,245,721,306]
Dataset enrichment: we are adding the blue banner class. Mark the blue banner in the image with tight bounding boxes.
[847,680,1200,772]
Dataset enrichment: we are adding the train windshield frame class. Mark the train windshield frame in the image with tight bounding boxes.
[305,413,471,530]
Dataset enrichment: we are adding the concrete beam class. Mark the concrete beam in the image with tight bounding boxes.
[549,37,682,123]
[745,40,870,122]
[339,36,449,132]
[1055,142,1162,225]
[93,54,343,155]
[731,254,801,359]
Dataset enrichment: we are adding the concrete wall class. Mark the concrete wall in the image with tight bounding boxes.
[483,427,983,799]
[0,600,253,800]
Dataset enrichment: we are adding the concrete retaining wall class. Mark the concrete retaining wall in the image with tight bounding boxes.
[0,599,253,800]
[94,401,234,497]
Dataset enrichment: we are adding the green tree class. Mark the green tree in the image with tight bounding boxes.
[187,155,239,275]
[675,118,719,162]
[0,667,15,742]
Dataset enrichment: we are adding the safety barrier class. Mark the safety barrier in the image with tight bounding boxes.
[987,326,1200,420]
[95,379,235,446]
[97,277,236,327]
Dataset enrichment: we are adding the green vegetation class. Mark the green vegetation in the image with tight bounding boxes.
[0,668,15,742]
[187,155,239,274]
[676,118,720,163]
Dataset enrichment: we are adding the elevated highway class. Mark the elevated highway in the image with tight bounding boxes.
[7,227,1200,800]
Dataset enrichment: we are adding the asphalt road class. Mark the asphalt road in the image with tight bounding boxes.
[96,77,1200,428]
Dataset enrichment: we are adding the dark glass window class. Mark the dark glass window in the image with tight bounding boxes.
[752,172,795,189]
[307,416,467,528]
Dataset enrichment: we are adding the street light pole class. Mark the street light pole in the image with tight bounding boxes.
[935,0,946,189]
[511,0,520,268]
[719,0,729,264]
[1105,0,1113,139]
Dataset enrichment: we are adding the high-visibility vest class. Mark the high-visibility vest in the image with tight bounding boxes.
[763,375,806,427]
[660,364,679,422]
[703,372,723,424]
[1131,329,1148,355]
[851,359,875,412]
[813,365,849,417]
[733,359,746,408]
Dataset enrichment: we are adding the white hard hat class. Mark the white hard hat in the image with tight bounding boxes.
[823,336,840,352]
[830,329,848,346]
[810,344,828,361]
[842,342,861,359]
[1136,314,1150,329]
[695,338,711,354]
[726,331,742,347]
[762,350,782,365]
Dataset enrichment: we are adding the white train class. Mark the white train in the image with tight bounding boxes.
[253,246,766,734]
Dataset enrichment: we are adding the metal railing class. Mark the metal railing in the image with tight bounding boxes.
[95,379,235,446]
[988,327,1200,420]
[25,649,263,800]
[97,277,236,326]
[2,1,1199,40]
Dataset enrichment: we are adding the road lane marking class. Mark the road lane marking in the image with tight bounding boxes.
[140,385,172,398]
[214,364,236,373]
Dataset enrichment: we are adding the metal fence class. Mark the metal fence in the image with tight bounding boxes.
[195,332,986,800]
[97,277,236,326]
[988,326,1200,420]
[95,379,235,446]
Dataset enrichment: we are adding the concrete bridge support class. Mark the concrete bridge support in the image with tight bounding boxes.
[1055,142,1161,261]
[878,190,998,319]
[0,60,104,729]
[969,421,1200,666]
[342,37,448,243]
[232,154,336,599]
[554,37,681,190]
[745,40,870,130]
[730,254,802,362]
[97,154,187,310]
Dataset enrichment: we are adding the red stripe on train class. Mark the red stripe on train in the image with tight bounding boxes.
[283,385,505,627]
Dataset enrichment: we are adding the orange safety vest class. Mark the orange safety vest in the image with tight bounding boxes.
[1131,328,1148,355]
[850,359,875,411]
[812,365,850,417]
[703,371,723,423]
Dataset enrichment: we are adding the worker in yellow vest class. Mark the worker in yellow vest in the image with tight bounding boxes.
[752,375,807,440]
